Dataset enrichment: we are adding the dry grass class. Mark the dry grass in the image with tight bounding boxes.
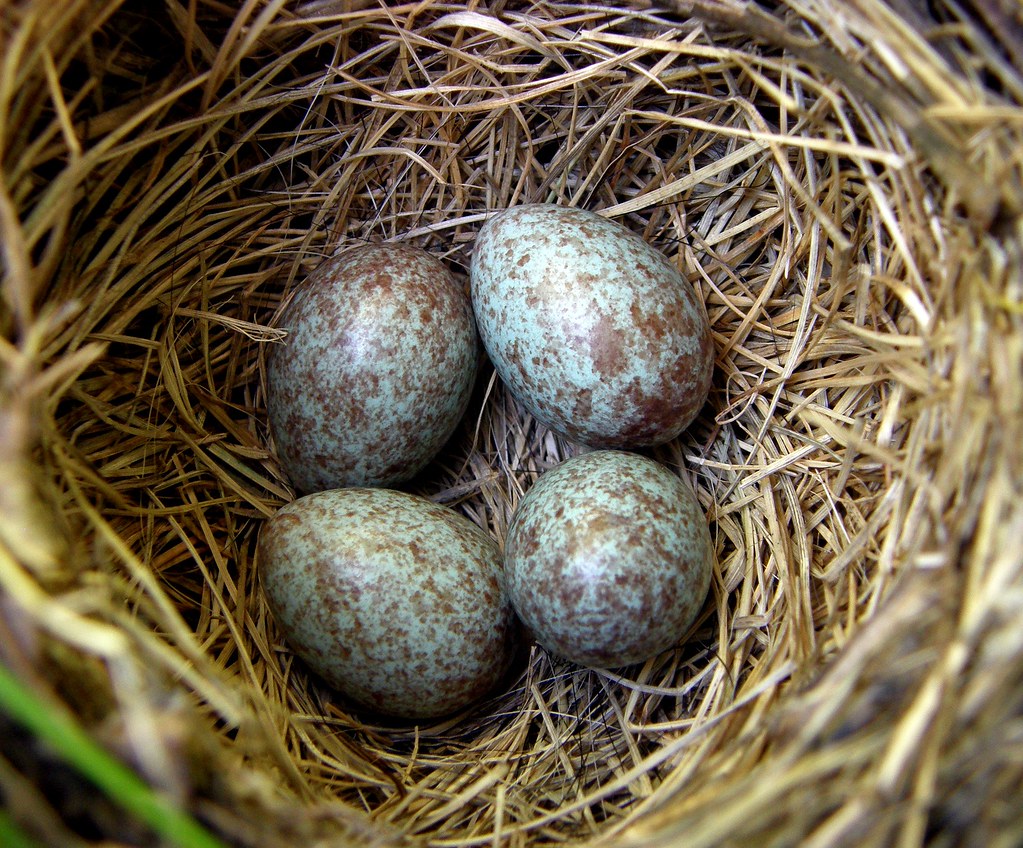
[1,1,1022,846]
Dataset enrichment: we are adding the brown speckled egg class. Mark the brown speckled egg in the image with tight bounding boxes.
[470,204,713,448]
[258,488,517,719]
[267,244,478,493]
[505,450,713,668]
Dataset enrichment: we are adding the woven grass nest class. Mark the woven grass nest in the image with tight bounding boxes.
[2,1,1022,846]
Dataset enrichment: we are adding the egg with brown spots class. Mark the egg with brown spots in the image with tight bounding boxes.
[258,488,518,719]
[505,450,713,668]
[267,243,478,493]
[470,205,713,448]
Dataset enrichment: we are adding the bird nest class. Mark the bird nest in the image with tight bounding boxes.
[1,1,1022,847]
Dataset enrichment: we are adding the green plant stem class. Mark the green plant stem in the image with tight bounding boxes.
[0,808,43,848]
[0,662,229,848]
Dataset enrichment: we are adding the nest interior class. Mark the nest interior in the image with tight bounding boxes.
[1,1,1022,847]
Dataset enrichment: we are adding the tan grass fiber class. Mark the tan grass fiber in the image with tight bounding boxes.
[1,1,1022,846]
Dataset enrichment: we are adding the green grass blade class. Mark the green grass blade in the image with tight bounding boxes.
[0,808,44,848]
[0,662,229,848]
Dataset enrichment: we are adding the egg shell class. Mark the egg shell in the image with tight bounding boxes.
[267,243,478,493]
[258,488,517,719]
[470,204,713,448]
[504,450,713,668]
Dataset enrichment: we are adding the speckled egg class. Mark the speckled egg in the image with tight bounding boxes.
[258,488,517,719]
[505,450,713,668]
[470,204,713,448]
[267,243,478,493]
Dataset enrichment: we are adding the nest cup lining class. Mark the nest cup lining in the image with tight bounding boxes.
[3,1,1022,847]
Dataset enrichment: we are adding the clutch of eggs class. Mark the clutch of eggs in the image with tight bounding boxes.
[258,207,717,717]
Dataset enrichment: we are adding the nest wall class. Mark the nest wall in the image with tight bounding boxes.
[1,1,1022,847]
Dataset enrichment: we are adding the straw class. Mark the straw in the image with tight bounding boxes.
[1,1,1020,846]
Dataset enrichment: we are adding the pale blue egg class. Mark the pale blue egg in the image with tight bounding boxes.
[259,488,518,719]
[470,205,713,448]
[504,450,713,668]
[267,244,478,493]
